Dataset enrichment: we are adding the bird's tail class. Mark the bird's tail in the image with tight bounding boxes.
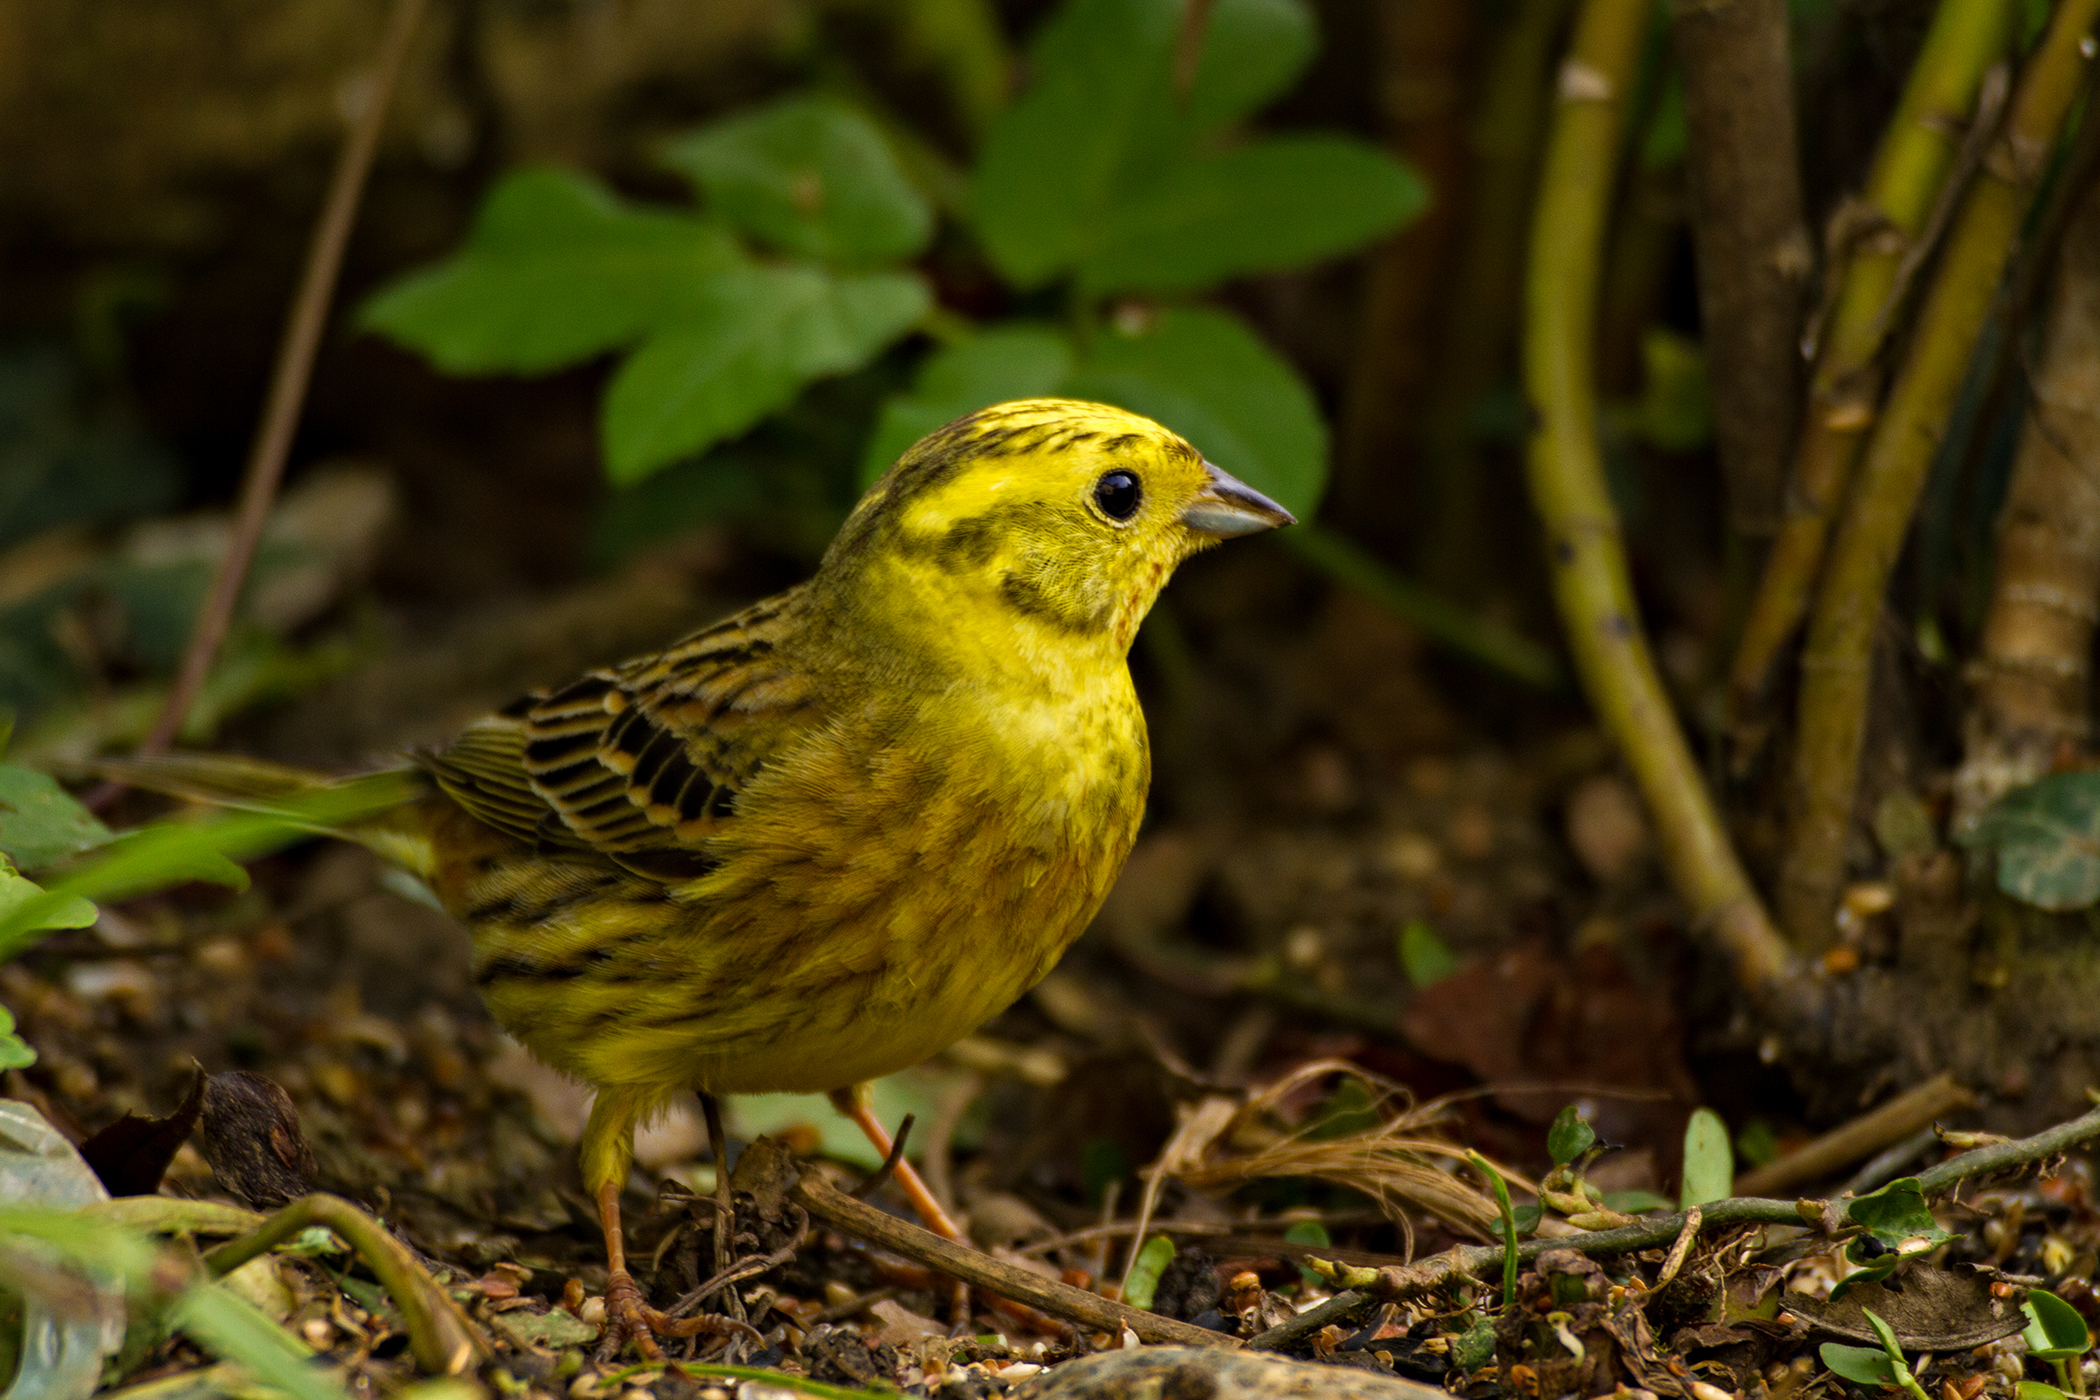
[85,752,437,879]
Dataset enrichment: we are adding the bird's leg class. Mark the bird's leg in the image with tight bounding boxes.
[697,1092,748,1326]
[594,1179,666,1362]
[828,1083,967,1241]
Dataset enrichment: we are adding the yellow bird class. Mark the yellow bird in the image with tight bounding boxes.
[111,399,1292,1351]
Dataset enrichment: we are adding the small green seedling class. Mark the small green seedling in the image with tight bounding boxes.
[2023,1289,2094,1397]
[1467,1150,1520,1309]
[1283,1219,1331,1285]
[1549,1104,1598,1166]
[1820,1307,1931,1400]
[1121,1234,1175,1311]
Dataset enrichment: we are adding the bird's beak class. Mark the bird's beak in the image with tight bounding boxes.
[1179,461,1296,538]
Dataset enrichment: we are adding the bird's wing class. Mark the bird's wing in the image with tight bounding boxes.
[419,585,823,881]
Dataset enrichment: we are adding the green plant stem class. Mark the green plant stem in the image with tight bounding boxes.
[1780,0,2100,947]
[1466,1151,1520,1308]
[1280,525,1560,688]
[1522,0,1789,988]
[1727,0,2016,732]
[202,1193,484,1375]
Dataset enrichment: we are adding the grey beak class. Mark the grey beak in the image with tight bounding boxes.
[1179,461,1296,538]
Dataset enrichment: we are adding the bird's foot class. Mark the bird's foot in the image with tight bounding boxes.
[598,1267,766,1362]
[598,1268,666,1361]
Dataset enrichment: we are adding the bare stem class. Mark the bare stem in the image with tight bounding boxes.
[202,1191,485,1374]
[136,0,426,758]
[1728,0,2017,735]
[1670,0,1810,547]
[1524,0,1789,986]
[1781,0,2100,947]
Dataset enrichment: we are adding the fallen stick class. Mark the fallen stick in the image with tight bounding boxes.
[1737,1072,1977,1196]
[1252,1101,2100,1353]
[788,1172,1239,1349]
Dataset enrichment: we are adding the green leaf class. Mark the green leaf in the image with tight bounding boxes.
[1510,1204,1542,1235]
[1078,137,1428,295]
[1548,1105,1597,1167]
[1847,1176,1955,1248]
[176,1283,351,1400]
[1398,918,1460,987]
[603,265,930,484]
[2023,1291,2093,1360]
[662,95,933,264]
[0,763,112,869]
[970,0,1318,287]
[0,779,414,960]
[1821,1341,1899,1387]
[1451,1316,1497,1371]
[1122,1234,1176,1310]
[1960,773,2100,910]
[1283,1219,1330,1284]
[2018,1383,2070,1400]
[359,167,744,374]
[1063,306,1326,519]
[859,325,1075,487]
[0,1003,35,1070]
[0,862,98,941]
[1680,1107,1733,1208]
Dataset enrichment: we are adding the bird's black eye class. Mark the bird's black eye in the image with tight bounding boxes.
[1094,470,1142,521]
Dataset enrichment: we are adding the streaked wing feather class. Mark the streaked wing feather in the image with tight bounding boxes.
[486,586,822,870]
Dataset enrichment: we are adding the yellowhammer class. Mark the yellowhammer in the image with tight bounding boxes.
[108,398,1292,1351]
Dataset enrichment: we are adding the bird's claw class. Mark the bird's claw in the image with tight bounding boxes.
[597,1268,766,1362]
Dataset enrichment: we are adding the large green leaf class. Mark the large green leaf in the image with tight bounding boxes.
[604,266,930,484]
[1079,136,1427,294]
[359,167,743,374]
[662,95,933,265]
[970,0,1318,288]
[858,324,1075,487]
[1960,773,2100,910]
[1063,306,1326,518]
[0,763,111,870]
[1847,1176,1955,1247]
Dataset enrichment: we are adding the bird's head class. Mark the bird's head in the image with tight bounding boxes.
[826,398,1294,656]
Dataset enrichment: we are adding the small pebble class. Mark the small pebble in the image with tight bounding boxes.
[578,1296,606,1325]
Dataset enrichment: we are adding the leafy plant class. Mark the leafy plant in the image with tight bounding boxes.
[1820,1307,1932,1400]
[1121,1234,1175,1310]
[1830,1176,1955,1301]
[363,0,1426,533]
[1958,773,2100,910]
[2022,1289,2093,1396]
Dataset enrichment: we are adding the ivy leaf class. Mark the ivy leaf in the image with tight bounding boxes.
[359,167,744,374]
[1680,1107,1733,1208]
[0,763,111,870]
[603,265,929,484]
[662,95,933,265]
[1959,773,2100,910]
[1847,1176,1955,1248]
[859,325,1075,487]
[1077,137,1428,295]
[1548,1105,1597,1167]
[1063,306,1326,519]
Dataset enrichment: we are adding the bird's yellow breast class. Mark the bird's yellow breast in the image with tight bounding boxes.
[433,651,1146,1104]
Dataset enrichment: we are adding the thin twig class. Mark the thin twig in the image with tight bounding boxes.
[1653,1206,1701,1291]
[134,0,426,761]
[849,1113,914,1201]
[662,1206,810,1321]
[789,1172,1237,1348]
